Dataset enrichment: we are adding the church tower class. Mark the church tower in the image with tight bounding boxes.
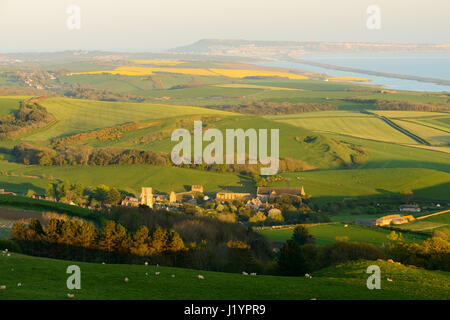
[140,187,153,208]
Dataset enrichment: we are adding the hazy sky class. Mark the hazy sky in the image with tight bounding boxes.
[0,0,449,52]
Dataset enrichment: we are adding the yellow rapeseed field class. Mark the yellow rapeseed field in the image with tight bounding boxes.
[210,68,308,79]
[73,66,216,76]
[73,66,309,79]
[327,76,370,82]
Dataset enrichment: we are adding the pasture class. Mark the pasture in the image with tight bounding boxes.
[257,223,428,246]
[273,113,417,144]
[22,97,234,141]
[0,160,252,194]
[394,211,450,232]
[270,168,450,200]
[0,253,448,300]
[0,97,24,117]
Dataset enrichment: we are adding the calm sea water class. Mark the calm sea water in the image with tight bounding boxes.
[258,53,450,92]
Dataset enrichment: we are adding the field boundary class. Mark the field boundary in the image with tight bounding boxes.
[416,209,450,220]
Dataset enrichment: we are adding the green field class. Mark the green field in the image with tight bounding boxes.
[0,253,448,300]
[269,168,450,200]
[257,223,428,246]
[272,113,417,144]
[20,97,234,141]
[0,97,24,117]
[395,211,450,232]
[0,162,251,194]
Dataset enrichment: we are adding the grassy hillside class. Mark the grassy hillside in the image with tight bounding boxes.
[271,112,418,144]
[0,97,24,117]
[0,253,448,299]
[21,97,234,141]
[257,223,428,246]
[0,162,252,194]
[268,168,450,200]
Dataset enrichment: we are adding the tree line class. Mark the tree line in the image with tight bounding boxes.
[11,218,185,264]
[209,101,336,115]
[11,142,311,175]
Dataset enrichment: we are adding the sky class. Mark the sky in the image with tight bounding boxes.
[0,0,449,52]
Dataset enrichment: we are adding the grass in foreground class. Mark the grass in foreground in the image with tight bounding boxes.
[0,253,448,300]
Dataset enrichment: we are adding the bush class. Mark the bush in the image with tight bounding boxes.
[0,238,22,253]
[317,241,386,268]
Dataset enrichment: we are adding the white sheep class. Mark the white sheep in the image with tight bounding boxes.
[17,283,22,287]
[242,271,248,275]
[198,275,204,280]
[387,278,393,282]
[155,272,160,276]
[124,277,129,283]
[171,274,175,278]
[0,285,6,290]
[250,273,257,276]
[145,262,148,266]
[67,293,75,299]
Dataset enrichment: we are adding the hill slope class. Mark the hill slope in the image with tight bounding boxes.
[0,253,448,300]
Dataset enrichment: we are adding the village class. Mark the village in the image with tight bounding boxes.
[1,184,438,228]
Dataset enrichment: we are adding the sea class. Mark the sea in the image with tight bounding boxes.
[257,53,450,92]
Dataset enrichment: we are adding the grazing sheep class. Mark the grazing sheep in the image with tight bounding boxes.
[155,272,160,276]
[242,271,248,275]
[250,273,257,276]
[0,285,6,290]
[198,275,204,280]
[387,278,393,282]
[145,262,148,266]
[17,283,22,287]
[145,272,149,276]
[124,277,129,283]
[344,224,348,228]
[171,275,175,278]
[67,293,75,299]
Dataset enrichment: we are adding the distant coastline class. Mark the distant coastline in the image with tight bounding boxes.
[283,54,450,87]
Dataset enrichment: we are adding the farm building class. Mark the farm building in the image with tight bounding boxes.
[216,192,251,201]
[0,189,16,196]
[376,214,415,226]
[191,185,204,193]
[121,196,140,207]
[399,204,421,212]
[246,197,267,211]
